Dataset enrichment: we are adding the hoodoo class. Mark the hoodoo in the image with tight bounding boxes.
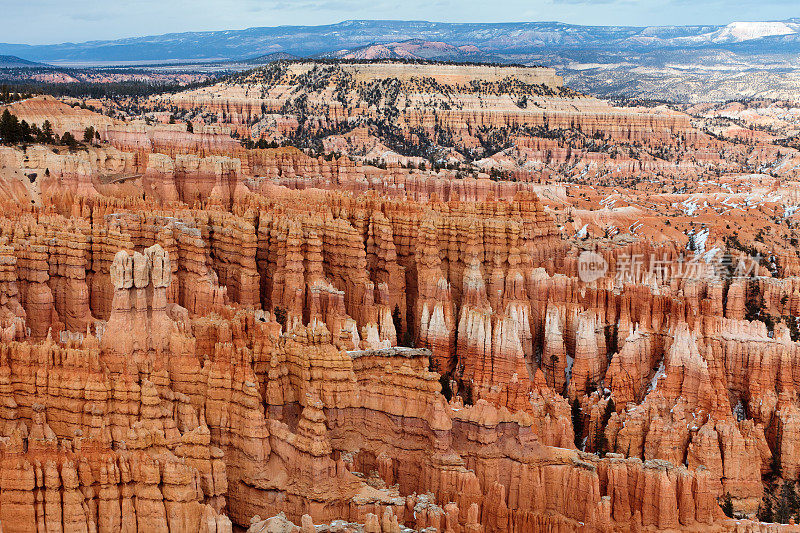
[0,53,799,531]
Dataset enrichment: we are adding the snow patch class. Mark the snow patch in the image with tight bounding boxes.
[565,354,574,385]
[648,362,666,393]
[708,21,798,43]
[733,400,746,422]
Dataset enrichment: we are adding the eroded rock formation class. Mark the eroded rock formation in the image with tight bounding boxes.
[2,62,800,532]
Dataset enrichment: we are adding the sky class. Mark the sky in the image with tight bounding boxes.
[1,0,798,45]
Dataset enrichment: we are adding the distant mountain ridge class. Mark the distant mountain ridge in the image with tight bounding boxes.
[322,39,504,63]
[4,20,800,103]
[2,19,800,65]
[0,55,42,67]
[243,52,299,64]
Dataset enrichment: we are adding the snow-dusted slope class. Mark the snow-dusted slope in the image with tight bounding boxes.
[711,21,798,42]
[3,19,800,65]
[681,21,799,44]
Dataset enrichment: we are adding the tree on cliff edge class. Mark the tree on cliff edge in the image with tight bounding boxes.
[392,305,403,345]
[595,398,615,456]
[41,120,54,144]
[758,495,773,522]
[0,110,20,144]
[720,493,734,518]
[60,131,78,150]
[572,399,583,449]
[775,481,799,523]
[273,306,287,331]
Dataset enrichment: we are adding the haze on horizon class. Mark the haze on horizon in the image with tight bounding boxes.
[1,0,799,46]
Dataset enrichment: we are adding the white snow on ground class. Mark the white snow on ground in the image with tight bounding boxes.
[733,400,746,421]
[565,354,574,385]
[695,228,709,253]
[687,228,710,254]
[721,196,740,209]
[703,246,721,263]
[628,220,644,234]
[648,362,666,393]
[686,22,798,44]
[680,198,699,216]
[600,195,618,209]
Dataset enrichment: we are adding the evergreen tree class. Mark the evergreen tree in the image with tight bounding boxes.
[186,121,193,133]
[0,110,20,144]
[687,233,697,252]
[26,122,41,143]
[776,491,791,523]
[83,126,95,144]
[776,481,797,523]
[770,452,782,479]
[572,398,583,449]
[19,120,32,143]
[41,120,54,143]
[788,480,800,515]
[273,306,287,330]
[438,374,452,401]
[60,131,78,149]
[758,496,773,523]
[595,398,615,456]
[392,305,404,347]
[720,492,734,518]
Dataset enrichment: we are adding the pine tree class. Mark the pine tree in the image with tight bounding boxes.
[788,481,800,516]
[0,110,15,143]
[572,398,583,449]
[273,306,287,330]
[596,398,615,456]
[0,110,23,144]
[19,120,32,143]
[438,374,452,401]
[687,233,697,252]
[770,452,782,479]
[41,120,54,143]
[61,131,78,149]
[392,305,404,346]
[720,492,734,518]
[83,126,95,144]
[776,481,797,523]
[758,496,773,523]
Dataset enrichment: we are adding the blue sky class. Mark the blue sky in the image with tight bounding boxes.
[1,0,798,45]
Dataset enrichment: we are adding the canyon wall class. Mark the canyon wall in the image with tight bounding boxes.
[0,180,792,530]
[4,64,800,531]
